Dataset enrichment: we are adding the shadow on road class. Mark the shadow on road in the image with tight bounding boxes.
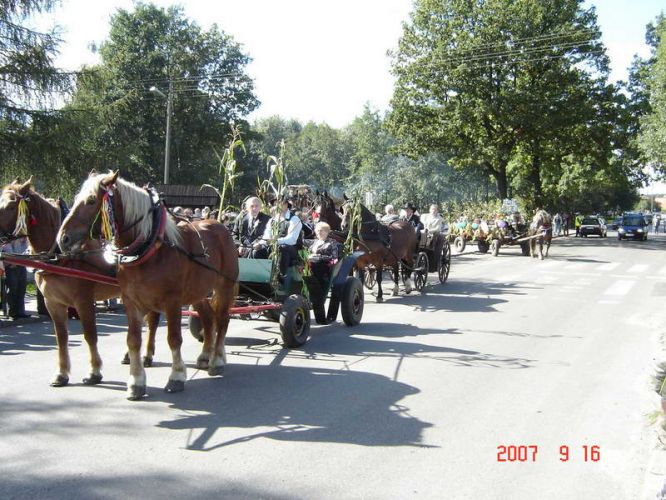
[151,364,433,451]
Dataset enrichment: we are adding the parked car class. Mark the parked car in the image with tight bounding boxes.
[579,216,607,237]
[617,213,648,241]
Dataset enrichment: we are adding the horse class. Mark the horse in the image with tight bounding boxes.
[340,197,417,302]
[0,178,163,386]
[313,190,343,230]
[528,209,553,260]
[58,171,239,400]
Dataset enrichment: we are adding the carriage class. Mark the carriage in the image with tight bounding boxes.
[188,249,365,348]
[359,228,451,293]
[449,219,495,254]
[488,217,532,257]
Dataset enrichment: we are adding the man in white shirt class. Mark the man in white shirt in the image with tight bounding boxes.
[421,204,443,233]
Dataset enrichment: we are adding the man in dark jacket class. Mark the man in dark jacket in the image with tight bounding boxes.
[402,202,424,231]
[232,196,271,258]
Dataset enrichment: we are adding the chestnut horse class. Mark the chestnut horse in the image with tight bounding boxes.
[528,209,553,260]
[340,198,416,302]
[0,179,161,386]
[58,172,238,400]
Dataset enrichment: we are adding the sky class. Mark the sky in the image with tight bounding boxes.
[34,0,664,128]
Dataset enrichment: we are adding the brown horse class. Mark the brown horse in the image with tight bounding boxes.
[0,178,162,386]
[340,198,416,302]
[528,209,553,260]
[58,171,238,400]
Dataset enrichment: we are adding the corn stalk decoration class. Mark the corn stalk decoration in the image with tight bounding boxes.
[344,196,363,256]
[202,124,245,221]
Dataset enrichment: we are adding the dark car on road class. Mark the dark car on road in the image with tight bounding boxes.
[618,213,648,241]
[579,216,607,238]
[609,216,622,230]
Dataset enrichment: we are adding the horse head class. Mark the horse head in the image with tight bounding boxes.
[0,177,35,241]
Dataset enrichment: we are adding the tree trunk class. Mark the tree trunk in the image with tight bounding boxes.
[487,161,509,199]
[530,153,543,208]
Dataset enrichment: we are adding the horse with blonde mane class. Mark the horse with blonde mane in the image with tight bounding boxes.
[58,171,238,400]
[0,178,163,386]
[528,209,553,260]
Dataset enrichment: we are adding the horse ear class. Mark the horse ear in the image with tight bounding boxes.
[88,168,98,177]
[343,193,348,201]
[102,170,119,187]
[315,189,320,196]
[18,176,33,195]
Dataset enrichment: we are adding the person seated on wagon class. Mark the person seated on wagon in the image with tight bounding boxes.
[258,195,303,286]
[421,204,443,233]
[308,221,339,324]
[401,202,424,231]
[381,204,399,223]
[232,196,271,258]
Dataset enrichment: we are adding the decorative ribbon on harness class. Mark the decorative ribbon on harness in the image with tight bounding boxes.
[91,189,117,241]
[12,195,30,237]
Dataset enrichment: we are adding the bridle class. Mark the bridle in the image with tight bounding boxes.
[0,190,31,245]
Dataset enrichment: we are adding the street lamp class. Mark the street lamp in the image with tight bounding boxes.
[150,83,173,184]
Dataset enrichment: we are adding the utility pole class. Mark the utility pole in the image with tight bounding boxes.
[150,81,173,185]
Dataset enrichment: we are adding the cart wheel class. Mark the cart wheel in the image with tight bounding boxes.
[341,276,364,326]
[454,236,466,253]
[477,240,490,253]
[188,314,204,342]
[520,241,530,256]
[413,252,429,291]
[490,239,500,257]
[438,241,451,283]
[279,294,311,348]
[363,267,376,290]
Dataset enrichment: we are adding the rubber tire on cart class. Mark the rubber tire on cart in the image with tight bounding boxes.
[413,252,429,292]
[477,240,490,253]
[490,239,500,257]
[188,314,204,342]
[438,241,451,284]
[279,294,311,348]
[341,276,364,326]
[454,236,466,254]
[520,241,530,256]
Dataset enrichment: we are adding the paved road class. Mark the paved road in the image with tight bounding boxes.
[1,232,665,499]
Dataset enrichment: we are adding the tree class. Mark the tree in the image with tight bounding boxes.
[54,3,258,188]
[638,15,666,170]
[388,0,609,200]
[0,0,69,184]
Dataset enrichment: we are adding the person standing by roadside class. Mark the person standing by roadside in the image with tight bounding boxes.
[0,238,29,319]
[553,212,562,236]
[575,213,583,237]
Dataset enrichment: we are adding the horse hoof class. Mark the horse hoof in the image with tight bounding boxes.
[121,353,130,365]
[376,296,383,303]
[143,356,153,368]
[82,373,103,385]
[405,288,412,295]
[50,374,69,387]
[127,385,147,401]
[196,356,210,370]
[208,365,224,377]
[164,379,185,393]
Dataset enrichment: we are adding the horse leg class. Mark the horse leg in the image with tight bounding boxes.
[209,283,234,377]
[46,299,70,387]
[392,264,400,296]
[193,299,215,370]
[375,265,384,303]
[538,239,544,260]
[143,312,160,367]
[402,261,413,294]
[124,301,147,400]
[77,300,103,385]
[164,303,187,393]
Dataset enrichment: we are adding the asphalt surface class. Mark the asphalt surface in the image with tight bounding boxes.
[1,231,665,499]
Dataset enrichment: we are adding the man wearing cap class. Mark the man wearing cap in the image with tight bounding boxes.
[402,202,424,231]
[258,196,303,286]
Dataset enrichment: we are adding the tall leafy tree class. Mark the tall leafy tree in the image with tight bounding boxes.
[388,0,609,201]
[59,3,258,186]
[0,0,69,182]
[638,15,666,170]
